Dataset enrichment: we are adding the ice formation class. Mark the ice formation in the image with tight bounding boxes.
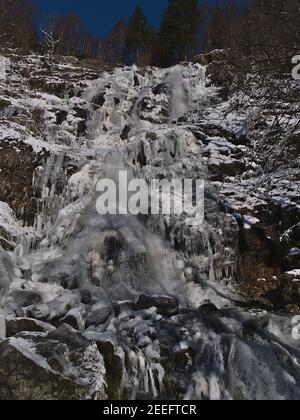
[0,58,299,400]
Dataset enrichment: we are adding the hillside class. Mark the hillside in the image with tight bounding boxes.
[0,51,299,400]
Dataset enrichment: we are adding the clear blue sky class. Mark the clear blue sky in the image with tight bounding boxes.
[35,0,170,37]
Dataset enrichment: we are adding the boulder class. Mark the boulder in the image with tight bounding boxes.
[85,302,112,328]
[0,98,11,111]
[26,291,80,323]
[134,294,179,316]
[198,303,219,315]
[6,318,55,337]
[85,331,124,400]
[59,308,85,331]
[194,50,228,66]
[0,325,106,400]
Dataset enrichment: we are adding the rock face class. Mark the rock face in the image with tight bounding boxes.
[0,141,47,226]
[194,49,234,92]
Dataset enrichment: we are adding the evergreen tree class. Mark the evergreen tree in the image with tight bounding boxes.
[157,0,201,66]
[207,4,227,51]
[126,6,152,65]
[108,21,127,65]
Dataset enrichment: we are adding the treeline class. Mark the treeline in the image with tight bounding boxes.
[0,0,299,67]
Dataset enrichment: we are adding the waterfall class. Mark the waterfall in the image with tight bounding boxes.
[1,60,300,400]
[168,65,189,120]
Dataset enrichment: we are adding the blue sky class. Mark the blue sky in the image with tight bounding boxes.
[35,0,170,37]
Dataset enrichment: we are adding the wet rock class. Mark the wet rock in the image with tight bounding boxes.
[152,83,168,95]
[0,99,11,111]
[0,251,15,301]
[85,331,124,399]
[29,77,67,97]
[0,141,48,225]
[238,226,281,284]
[206,61,234,88]
[194,49,228,66]
[56,110,68,125]
[283,248,300,271]
[194,50,234,89]
[112,301,135,317]
[198,302,219,315]
[0,325,106,400]
[59,308,85,331]
[26,292,80,323]
[134,294,179,316]
[4,290,42,317]
[74,107,88,136]
[92,92,106,109]
[80,289,93,305]
[85,302,112,328]
[6,318,55,337]
[120,125,131,140]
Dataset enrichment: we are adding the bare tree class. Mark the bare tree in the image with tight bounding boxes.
[41,24,60,73]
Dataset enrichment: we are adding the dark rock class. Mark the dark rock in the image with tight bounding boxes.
[74,107,89,121]
[209,159,246,180]
[77,119,87,136]
[238,226,281,285]
[120,125,131,140]
[194,50,228,66]
[85,302,111,328]
[85,332,124,400]
[207,61,234,87]
[6,318,55,337]
[29,78,67,97]
[0,325,106,400]
[25,291,80,323]
[92,92,105,109]
[80,289,93,305]
[0,141,48,225]
[0,99,11,111]
[152,83,168,95]
[137,142,147,167]
[198,303,219,315]
[283,248,300,271]
[8,289,42,309]
[112,301,135,317]
[134,294,179,316]
[59,309,85,331]
[56,110,68,125]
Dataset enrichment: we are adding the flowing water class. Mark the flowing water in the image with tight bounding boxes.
[1,63,300,399]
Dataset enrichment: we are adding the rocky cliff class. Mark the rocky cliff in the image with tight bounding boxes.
[0,52,299,400]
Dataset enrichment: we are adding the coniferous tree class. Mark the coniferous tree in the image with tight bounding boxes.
[126,6,152,65]
[108,21,127,65]
[206,4,227,51]
[156,0,201,67]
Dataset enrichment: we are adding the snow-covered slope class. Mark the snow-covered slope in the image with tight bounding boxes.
[0,53,299,400]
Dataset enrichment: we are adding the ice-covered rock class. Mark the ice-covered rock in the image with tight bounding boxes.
[0,52,299,400]
[0,324,106,400]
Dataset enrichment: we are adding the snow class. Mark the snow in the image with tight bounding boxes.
[0,53,299,401]
[9,336,52,371]
[286,270,300,277]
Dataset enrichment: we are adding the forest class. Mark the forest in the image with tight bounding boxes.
[0,0,299,67]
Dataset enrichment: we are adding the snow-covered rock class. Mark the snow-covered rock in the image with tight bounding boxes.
[0,52,299,400]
